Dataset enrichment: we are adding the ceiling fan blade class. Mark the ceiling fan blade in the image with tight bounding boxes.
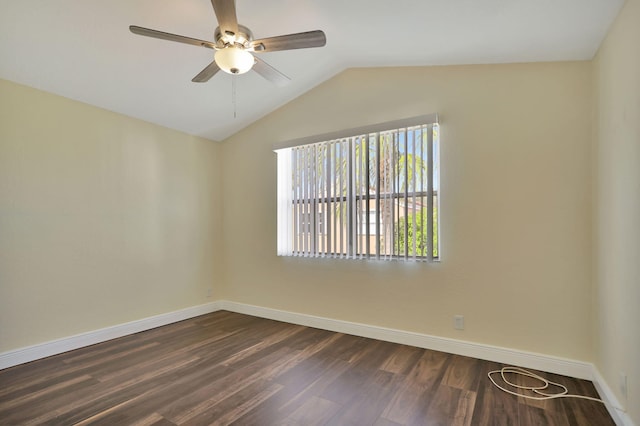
[251,30,326,52]
[130,26,216,49]
[192,61,221,83]
[211,0,239,38]
[252,56,290,87]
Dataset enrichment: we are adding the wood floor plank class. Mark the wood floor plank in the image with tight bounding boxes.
[380,344,424,374]
[519,403,569,426]
[326,370,402,425]
[0,311,615,425]
[68,359,236,425]
[319,363,373,405]
[409,349,451,386]
[273,348,343,392]
[315,333,370,363]
[0,374,94,411]
[471,361,520,426]
[414,385,476,426]
[216,325,306,367]
[182,379,283,426]
[158,347,295,424]
[130,412,176,426]
[0,375,100,425]
[239,357,353,424]
[229,383,307,425]
[282,396,342,425]
[561,376,616,426]
[380,349,449,424]
[442,354,481,391]
[374,418,404,426]
[35,356,203,425]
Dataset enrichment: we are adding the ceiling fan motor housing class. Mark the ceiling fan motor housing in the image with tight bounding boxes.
[214,24,253,48]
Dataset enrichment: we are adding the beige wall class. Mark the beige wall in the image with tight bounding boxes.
[221,62,594,361]
[0,79,223,352]
[593,0,640,421]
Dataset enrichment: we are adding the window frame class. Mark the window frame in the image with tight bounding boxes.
[275,114,440,262]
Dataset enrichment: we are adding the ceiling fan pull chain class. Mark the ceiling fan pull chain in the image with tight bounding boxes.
[232,75,237,119]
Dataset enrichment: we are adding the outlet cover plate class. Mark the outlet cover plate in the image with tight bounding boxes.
[454,315,464,330]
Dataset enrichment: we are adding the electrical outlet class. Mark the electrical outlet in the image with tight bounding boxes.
[454,315,464,330]
[206,288,212,298]
[619,372,627,399]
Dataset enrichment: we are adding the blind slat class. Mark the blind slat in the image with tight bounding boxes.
[427,125,434,262]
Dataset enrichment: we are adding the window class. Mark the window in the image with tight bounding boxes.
[360,210,377,236]
[276,115,440,261]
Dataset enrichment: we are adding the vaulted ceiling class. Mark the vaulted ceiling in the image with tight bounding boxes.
[0,0,625,141]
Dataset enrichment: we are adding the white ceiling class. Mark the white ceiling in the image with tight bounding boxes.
[0,0,624,141]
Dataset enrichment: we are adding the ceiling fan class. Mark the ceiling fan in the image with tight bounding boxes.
[129,0,326,87]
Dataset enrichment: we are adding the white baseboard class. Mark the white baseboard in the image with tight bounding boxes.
[0,301,221,370]
[592,368,635,426]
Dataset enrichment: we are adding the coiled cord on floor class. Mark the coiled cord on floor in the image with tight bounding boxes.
[488,366,610,405]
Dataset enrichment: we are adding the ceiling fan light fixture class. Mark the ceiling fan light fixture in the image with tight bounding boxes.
[215,46,254,75]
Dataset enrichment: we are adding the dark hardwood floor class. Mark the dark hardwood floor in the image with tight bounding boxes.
[0,311,614,425]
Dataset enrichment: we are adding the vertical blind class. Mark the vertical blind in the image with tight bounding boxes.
[276,118,439,261]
